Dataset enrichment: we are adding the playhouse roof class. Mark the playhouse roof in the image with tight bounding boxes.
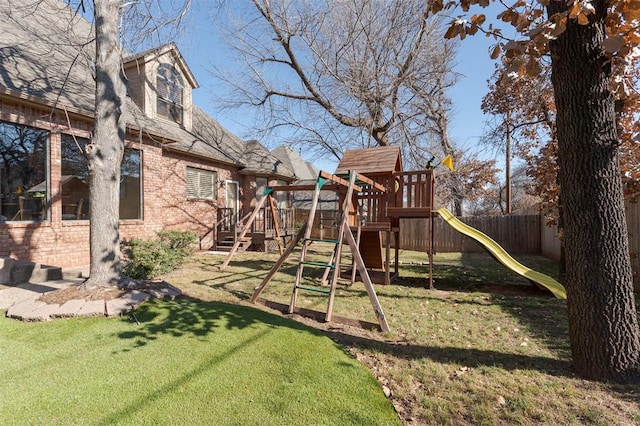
[334,146,403,176]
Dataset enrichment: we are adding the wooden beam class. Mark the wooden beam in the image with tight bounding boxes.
[325,171,358,322]
[318,170,363,192]
[386,207,432,218]
[255,298,382,331]
[357,222,391,231]
[250,224,307,303]
[343,225,390,332]
[268,184,344,192]
[268,195,284,255]
[353,173,387,192]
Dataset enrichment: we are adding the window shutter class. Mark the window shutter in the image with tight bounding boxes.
[157,79,169,99]
[200,172,214,199]
[186,168,199,199]
[186,167,216,200]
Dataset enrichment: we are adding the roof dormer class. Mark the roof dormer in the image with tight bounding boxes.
[123,43,198,132]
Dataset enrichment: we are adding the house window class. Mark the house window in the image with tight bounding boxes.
[61,135,142,220]
[256,177,267,200]
[156,64,183,125]
[274,180,288,209]
[0,121,49,222]
[120,149,142,219]
[186,167,216,200]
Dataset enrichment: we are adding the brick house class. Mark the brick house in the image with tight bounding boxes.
[0,0,296,269]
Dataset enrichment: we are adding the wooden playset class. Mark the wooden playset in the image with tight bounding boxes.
[220,146,437,331]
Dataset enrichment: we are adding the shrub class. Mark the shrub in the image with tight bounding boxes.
[157,230,197,250]
[122,230,197,279]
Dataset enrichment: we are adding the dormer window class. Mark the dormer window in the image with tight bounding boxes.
[156,64,183,125]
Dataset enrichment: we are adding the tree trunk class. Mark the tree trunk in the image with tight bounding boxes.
[547,0,640,382]
[83,0,125,288]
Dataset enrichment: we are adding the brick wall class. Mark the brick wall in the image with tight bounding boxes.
[0,98,247,268]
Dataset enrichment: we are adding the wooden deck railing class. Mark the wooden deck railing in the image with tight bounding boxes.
[217,207,296,235]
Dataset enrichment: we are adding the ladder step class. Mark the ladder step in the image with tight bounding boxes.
[304,238,340,244]
[295,285,332,295]
[300,261,335,269]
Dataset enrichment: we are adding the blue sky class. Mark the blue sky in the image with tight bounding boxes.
[176,2,506,173]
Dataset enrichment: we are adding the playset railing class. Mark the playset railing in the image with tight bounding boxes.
[386,170,435,218]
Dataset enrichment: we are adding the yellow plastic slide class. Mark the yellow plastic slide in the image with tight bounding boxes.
[435,208,566,300]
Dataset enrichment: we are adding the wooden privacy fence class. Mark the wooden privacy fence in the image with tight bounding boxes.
[295,204,640,287]
[400,215,542,254]
[296,208,542,254]
[542,199,640,286]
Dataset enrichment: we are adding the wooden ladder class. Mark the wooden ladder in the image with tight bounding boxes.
[288,171,358,320]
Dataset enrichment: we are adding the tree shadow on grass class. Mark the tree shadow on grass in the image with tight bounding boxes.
[188,259,305,301]
[115,298,320,351]
[323,326,575,379]
[117,297,573,381]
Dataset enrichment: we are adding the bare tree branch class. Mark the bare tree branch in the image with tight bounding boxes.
[210,0,458,164]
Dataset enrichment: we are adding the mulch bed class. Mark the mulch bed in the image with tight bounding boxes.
[37,280,175,305]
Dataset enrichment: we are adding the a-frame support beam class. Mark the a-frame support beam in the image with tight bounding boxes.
[343,224,390,332]
[250,223,307,302]
[267,195,285,255]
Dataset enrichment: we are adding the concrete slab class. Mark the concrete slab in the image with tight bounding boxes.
[27,303,62,321]
[123,290,151,307]
[3,274,187,322]
[6,300,48,321]
[145,286,182,300]
[0,287,39,309]
[76,300,105,317]
[53,299,86,318]
[106,298,134,317]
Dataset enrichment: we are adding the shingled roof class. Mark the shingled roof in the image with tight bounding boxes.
[270,145,339,210]
[335,146,403,176]
[0,0,294,178]
[0,1,95,114]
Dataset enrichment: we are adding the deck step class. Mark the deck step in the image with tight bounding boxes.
[215,237,253,253]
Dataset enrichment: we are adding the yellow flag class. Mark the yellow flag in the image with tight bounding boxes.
[441,155,454,171]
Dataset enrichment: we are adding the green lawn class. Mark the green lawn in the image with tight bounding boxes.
[0,300,400,425]
[164,247,640,425]
[3,246,640,425]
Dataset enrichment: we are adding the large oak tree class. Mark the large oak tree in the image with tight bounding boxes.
[443,0,640,382]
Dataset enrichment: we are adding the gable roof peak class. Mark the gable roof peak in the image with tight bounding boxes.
[123,42,198,88]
